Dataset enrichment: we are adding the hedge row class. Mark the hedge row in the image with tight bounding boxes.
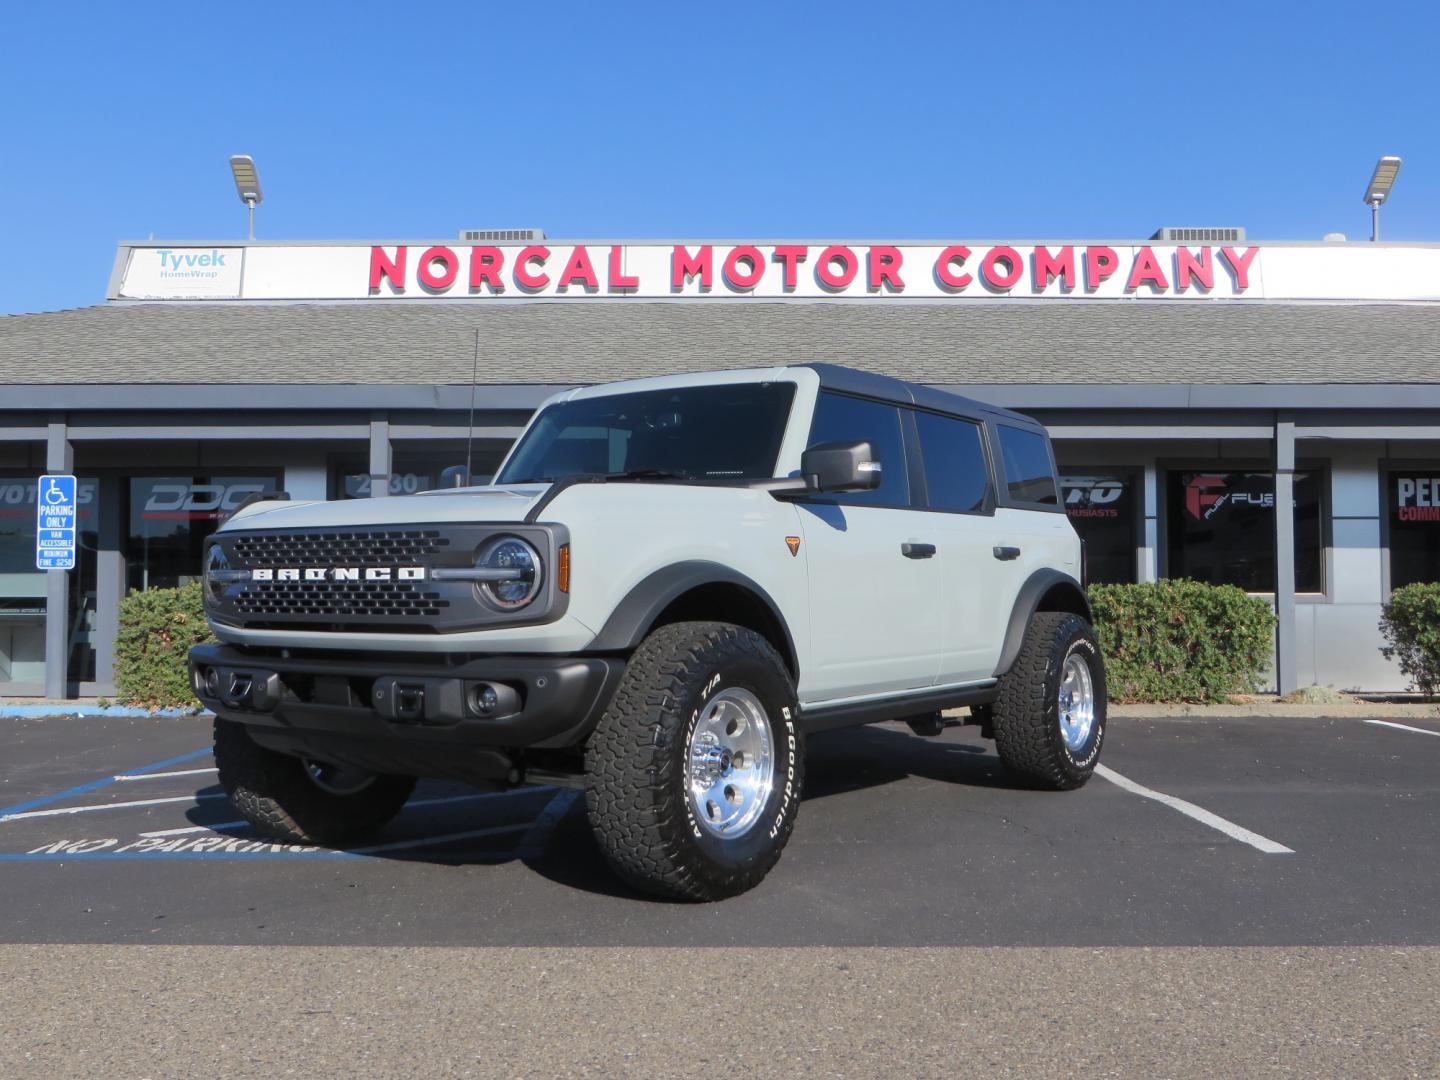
[1380,582,1440,697]
[1087,580,1277,704]
[113,581,215,709]
[112,577,1295,710]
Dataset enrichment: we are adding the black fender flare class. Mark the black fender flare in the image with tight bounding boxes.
[992,569,1092,678]
[588,561,798,670]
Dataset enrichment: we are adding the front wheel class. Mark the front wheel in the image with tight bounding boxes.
[991,612,1106,790]
[214,719,416,846]
[584,621,804,901]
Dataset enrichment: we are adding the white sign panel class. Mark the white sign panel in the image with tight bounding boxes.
[112,241,1440,303]
[117,247,244,299]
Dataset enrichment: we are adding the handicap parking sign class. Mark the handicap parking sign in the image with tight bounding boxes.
[35,475,77,570]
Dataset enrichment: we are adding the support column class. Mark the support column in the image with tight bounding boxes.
[93,476,126,694]
[1139,460,1159,583]
[44,418,73,700]
[368,414,392,498]
[1273,416,1298,696]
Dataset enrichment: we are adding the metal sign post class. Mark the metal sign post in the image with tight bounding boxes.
[37,474,77,699]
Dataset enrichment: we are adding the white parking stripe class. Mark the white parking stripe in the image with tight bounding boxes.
[1364,719,1440,738]
[0,793,229,823]
[349,824,529,854]
[1095,764,1294,855]
[136,789,559,838]
[114,767,219,782]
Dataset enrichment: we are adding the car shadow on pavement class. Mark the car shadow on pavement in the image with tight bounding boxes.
[176,724,1021,901]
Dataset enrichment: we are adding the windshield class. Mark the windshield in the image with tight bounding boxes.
[496,382,797,485]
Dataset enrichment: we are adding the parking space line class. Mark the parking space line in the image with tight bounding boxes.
[0,792,229,823]
[515,789,581,860]
[114,767,218,782]
[1365,719,1440,738]
[1095,764,1294,855]
[0,748,212,819]
[350,823,531,855]
[134,788,561,839]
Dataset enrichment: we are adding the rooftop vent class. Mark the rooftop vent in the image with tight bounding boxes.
[457,228,546,242]
[1150,226,1247,243]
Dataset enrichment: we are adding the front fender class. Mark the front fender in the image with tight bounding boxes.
[992,569,1091,678]
[588,561,798,665]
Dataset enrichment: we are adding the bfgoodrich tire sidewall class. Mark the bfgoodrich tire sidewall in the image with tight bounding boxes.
[672,651,802,873]
[1053,627,1106,773]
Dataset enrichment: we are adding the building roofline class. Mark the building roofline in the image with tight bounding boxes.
[114,237,1440,250]
[4,382,1440,413]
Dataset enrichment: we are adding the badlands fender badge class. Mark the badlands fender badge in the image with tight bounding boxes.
[784,536,801,557]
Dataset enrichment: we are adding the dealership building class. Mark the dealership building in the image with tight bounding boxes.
[2,233,1439,698]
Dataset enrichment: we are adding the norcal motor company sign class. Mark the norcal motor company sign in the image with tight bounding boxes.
[112,241,1440,302]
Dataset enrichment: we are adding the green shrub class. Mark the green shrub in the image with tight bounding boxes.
[1089,580,1277,703]
[1379,583,1440,697]
[113,582,215,710]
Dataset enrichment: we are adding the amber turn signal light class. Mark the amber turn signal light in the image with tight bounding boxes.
[557,543,570,593]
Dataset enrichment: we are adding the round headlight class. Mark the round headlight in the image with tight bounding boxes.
[475,536,543,611]
[203,545,230,604]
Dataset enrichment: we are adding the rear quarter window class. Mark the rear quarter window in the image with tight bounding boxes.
[996,425,1059,505]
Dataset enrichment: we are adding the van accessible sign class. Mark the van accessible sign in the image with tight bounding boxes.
[34,474,77,571]
[112,241,1440,302]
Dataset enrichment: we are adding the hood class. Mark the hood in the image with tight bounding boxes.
[218,485,550,532]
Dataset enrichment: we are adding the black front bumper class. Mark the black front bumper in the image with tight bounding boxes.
[189,644,624,760]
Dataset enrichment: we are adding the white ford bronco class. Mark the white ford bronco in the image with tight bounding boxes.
[191,364,1105,900]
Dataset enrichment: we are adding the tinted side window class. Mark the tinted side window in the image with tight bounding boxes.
[997,425,1058,505]
[915,411,989,512]
[806,392,909,506]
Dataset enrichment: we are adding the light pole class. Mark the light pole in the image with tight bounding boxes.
[1363,156,1402,242]
[229,154,264,240]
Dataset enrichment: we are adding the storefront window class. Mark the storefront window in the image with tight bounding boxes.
[1060,472,1137,584]
[127,476,277,592]
[1388,469,1440,589]
[334,449,508,499]
[1166,470,1323,593]
[0,477,99,685]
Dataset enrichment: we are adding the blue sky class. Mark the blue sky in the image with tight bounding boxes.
[2,0,1436,314]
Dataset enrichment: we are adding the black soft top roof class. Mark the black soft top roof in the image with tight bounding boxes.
[796,363,1041,429]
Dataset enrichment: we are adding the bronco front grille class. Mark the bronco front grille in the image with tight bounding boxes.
[233,580,449,619]
[230,529,450,567]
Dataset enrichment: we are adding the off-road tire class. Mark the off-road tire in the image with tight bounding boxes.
[585,621,803,902]
[991,611,1106,790]
[214,718,416,846]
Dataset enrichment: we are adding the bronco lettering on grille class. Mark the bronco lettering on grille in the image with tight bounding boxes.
[249,567,427,582]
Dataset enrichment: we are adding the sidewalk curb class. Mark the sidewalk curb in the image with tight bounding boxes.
[0,704,210,719]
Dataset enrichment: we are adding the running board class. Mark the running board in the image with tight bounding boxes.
[800,684,999,734]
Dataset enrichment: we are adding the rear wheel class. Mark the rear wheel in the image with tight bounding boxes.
[991,612,1106,790]
[214,718,415,846]
[585,621,803,901]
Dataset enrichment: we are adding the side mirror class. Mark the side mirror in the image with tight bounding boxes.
[801,441,883,493]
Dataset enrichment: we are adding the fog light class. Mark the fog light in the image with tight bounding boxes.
[204,667,221,697]
[466,681,520,718]
[474,684,499,715]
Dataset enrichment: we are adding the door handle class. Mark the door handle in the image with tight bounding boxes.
[992,545,1021,561]
[902,543,937,559]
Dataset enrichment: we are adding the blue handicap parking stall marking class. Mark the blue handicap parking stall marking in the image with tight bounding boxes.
[34,473,78,570]
[0,747,564,862]
[0,747,214,820]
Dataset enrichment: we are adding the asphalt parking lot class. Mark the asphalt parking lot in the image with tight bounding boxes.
[3,711,1440,947]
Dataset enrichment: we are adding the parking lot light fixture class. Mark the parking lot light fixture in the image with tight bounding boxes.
[1363,156,1402,242]
[228,154,263,240]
